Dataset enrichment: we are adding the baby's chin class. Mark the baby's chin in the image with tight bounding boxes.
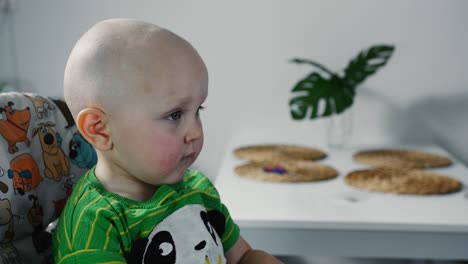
[155,158,196,185]
[164,167,191,185]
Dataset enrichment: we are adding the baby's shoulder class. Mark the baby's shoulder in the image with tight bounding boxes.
[183,170,218,195]
[62,175,124,219]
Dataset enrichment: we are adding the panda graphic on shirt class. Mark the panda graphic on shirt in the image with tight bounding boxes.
[126,204,227,264]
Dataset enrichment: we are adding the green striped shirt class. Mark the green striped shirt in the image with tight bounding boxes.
[53,169,239,263]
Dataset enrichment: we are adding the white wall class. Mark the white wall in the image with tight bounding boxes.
[2,0,468,178]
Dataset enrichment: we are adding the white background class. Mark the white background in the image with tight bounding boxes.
[1,0,468,179]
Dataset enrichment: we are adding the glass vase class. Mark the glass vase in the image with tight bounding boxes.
[327,108,353,148]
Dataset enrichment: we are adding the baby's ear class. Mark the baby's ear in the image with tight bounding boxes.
[77,108,112,151]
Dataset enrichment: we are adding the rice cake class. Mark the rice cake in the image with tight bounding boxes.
[233,144,326,163]
[345,167,461,195]
[234,160,338,182]
[353,149,452,169]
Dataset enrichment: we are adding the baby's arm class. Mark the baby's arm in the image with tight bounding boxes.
[225,236,283,264]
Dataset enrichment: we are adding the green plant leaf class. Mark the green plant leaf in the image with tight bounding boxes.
[290,58,336,77]
[343,45,395,88]
[289,44,394,120]
[289,72,354,119]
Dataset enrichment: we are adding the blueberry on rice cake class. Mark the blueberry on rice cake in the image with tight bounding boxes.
[234,159,338,182]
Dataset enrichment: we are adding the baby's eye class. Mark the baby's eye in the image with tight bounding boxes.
[167,111,181,121]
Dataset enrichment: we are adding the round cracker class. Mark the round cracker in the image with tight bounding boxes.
[353,149,452,169]
[234,160,338,182]
[345,167,461,195]
[233,144,327,163]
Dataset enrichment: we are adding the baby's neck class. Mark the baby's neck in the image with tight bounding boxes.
[94,162,157,202]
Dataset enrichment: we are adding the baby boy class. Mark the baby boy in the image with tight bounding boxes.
[52,18,282,264]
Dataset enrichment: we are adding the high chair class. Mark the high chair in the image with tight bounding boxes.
[0,92,96,263]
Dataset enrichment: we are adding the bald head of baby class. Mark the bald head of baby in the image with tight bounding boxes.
[64,18,206,120]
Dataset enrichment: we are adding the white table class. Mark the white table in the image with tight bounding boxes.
[215,135,468,260]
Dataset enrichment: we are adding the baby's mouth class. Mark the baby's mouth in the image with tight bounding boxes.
[182,153,196,166]
[183,152,195,160]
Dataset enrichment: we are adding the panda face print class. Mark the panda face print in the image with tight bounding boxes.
[140,230,176,263]
[127,204,226,264]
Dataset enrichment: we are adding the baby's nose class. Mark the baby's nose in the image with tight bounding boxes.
[185,122,203,143]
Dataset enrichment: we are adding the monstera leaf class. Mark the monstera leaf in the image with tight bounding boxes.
[289,45,394,120]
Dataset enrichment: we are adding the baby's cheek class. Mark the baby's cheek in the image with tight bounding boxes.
[150,135,181,170]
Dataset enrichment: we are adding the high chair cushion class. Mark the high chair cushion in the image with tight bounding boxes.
[0,92,96,263]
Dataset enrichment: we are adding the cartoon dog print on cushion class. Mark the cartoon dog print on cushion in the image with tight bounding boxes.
[68,133,97,169]
[0,199,13,235]
[127,204,226,264]
[53,176,76,218]
[0,181,7,194]
[7,153,43,195]
[32,122,70,181]
[0,101,31,154]
[0,166,8,194]
[24,94,56,120]
[0,198,21,263]
[28,195,53,254]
